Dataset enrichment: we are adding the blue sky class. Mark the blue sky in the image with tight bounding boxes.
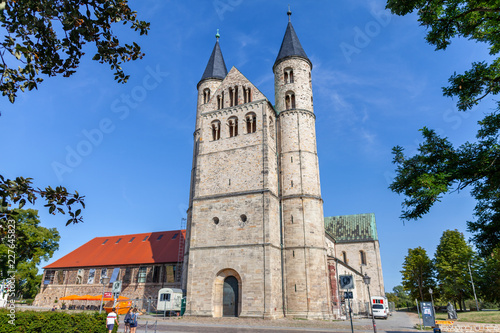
[1,1,493,293]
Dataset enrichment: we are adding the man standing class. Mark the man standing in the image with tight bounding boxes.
[106,307,118,333]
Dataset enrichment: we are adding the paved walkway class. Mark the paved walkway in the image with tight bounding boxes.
[129,311,425,333]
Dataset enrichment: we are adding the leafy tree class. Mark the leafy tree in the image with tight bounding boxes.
[387,0,500,257]
[0,0,150,103]
[392,284,411,308]
[434,229,476,311]
[1,176,85,226]
[401,247,436,302]
[477,244,500,305]
[0,209,59,299]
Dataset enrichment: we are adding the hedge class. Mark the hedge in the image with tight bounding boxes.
[0,309,119,333]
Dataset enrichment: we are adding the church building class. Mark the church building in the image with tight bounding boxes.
[183,10,334,319]
[33,10,386,321]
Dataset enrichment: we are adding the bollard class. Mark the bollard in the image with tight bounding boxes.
[433,327,441,333]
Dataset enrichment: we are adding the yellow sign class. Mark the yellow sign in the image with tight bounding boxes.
[436,320,455,325]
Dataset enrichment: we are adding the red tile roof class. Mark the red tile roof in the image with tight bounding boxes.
[44,230,185,269]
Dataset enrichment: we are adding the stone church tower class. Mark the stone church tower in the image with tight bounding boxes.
[183,12,331,319]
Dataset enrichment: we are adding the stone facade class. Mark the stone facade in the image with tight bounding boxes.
[184,18,332,320]
[34,264,180,308]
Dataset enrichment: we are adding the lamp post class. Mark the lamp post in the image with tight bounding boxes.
[99,277,110,314]
[429,288,434,313]
[363,273,377,333]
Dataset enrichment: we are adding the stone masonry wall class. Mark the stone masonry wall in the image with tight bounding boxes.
[34,264,180,307]
[275,55,331,319]
[185,69,282,318]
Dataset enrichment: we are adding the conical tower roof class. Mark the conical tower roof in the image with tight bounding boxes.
[274,11,311,69]
[200,32,228,83]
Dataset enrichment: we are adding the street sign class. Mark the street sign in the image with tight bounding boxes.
[104,292,112,298]
[339,275,354,289]
[112,280,122,293]
[421,301,436,327]
[344,291,353,299]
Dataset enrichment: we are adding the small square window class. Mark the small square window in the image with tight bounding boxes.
[157,234,163,241]
[129,237,135,243]
[115,238,122,244]
[102,239,108,245]
[172,233,178,240]
[143,236,149,242]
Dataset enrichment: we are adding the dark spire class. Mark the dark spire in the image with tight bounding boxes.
[274,9,311,68]
[200,30,228,83]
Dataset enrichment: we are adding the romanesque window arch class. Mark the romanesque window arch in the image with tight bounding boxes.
[285,91,296,110]
[284,67,294,84]
[228,117,238,137]
[203,88,211,104]
[217,92,225,110]
[211,120,221,141]
[243,87,252,103]
[229,86,239,107]
[360,250,367,265]
[245,112,256,133]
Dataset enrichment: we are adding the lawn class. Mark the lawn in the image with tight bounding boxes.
[435,311,500,324]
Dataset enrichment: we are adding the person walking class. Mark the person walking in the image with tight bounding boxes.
[106,307,118,333]
[129,307,142,333]
[123,308,132,333]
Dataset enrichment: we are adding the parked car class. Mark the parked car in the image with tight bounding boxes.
[371,303,388,319]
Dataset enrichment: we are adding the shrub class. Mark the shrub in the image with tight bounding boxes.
[0,309,115,332]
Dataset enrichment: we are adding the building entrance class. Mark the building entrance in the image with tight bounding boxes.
[223,276,238,317]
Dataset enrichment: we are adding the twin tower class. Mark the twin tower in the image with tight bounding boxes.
[183,12,331,319]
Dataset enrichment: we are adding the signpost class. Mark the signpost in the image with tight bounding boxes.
[112,281,122,307]
[421,301,436,327]
[339,275,355,333]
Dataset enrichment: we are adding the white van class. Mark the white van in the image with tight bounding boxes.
[157,288,183,315]
[370,296,389,319]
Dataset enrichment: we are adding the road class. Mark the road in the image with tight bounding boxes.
[129,311,425,333]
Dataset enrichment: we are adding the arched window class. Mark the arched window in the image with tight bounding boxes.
[211,120,221,141]
[284,67,294,84]
[243,87,252,104]
[245,112,256,133]
[228,117,238,137]
[269,116,274,139]
[360,250,367,265]
[217,95,222,110]
[229,88,234,107]
[203,88,211,104]
[285,91,296,110]
[309,72,312,89]
[342,251,347,263]
[229,86,239,107]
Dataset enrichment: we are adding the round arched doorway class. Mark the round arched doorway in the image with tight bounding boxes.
[213,269,242,317]
[223,276,239,317]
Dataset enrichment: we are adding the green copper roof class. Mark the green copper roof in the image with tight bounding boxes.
[324,213,378,243]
